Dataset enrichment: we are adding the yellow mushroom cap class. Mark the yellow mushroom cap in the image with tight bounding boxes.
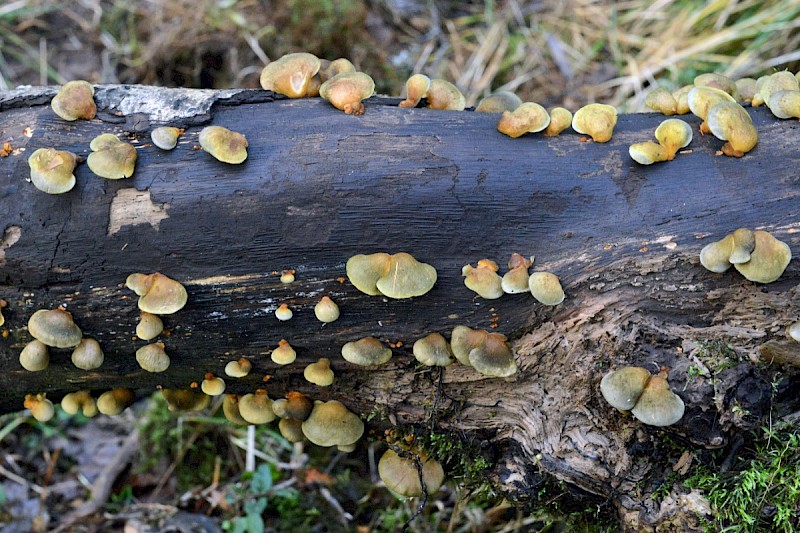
[751,75,770,107]
[672,85,693,115]
[630,375,685,427]
[279,418,306,442]
[766,90,800,120]
[706,102,758,157]
[398,74,432,108]
[28,308,82,348]
[425,79,466,111]
[412,333,454,366]
[319,71,375,115]
[222,394,249,425]
[528,272,565,306]
[314,296,340,323]
[126,272,188,315]
[571,103,617,142]
[687,86,736,126]
[71,338,104,370]
[727,228,756,264]
[501,265,531,294]
[543,107,573,136]
[275,303,293,321]
[150,126,183,150]
[198,126,248,164]
[161,388,210,412]
[136,311,164,341]
[694,73,737,98]
[87,134,137,180]
[468,333,517,377]
[301,400,364,447]
[24,393,55,422]
[654,118,693,159]
[462,262,504,299]
[259,52,321,98]
[450,325,488,366]
[700,234,734,273]
[224,357,252,378]
[61,390,97,417]
[475,91,522,113]
[20,340,49,372]
[733,230,792,283]
[378,448,445,498]
[341,337,392,366]
[136,342,170,373]
[51,80,96,121]
[497,102,550,138]
[271,339,297,365]
[28,148,78,194]
[283,391,313,421]
[238,390,277,425]
[375,252,438,299]
[201,373,226,396]
[304,358,335,386]
[319,58,357,82]
[734,78,757,103]
[346,253,392,296]
[645,88,678,115]
[629,141,669,166]
[758,71,800,108]
[600,366,651,410]
[97,388,135,416]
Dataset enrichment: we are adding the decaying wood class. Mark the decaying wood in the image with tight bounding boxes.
[1,85,799,531]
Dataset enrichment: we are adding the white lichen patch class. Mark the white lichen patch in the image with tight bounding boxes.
[107,189,170,236]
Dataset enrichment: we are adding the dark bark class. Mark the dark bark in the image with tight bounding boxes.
[1,85,799,531]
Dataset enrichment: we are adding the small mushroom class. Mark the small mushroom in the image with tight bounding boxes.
[686,86,736,133]
[468,332,517,378]
[346,252,391,296]
[201,373,226,396]
[630,371,685,427]
[87,133,137,179]
[319,58,357,82]
[19,340,49,372]
[50,80,96,121]
[600,366,652,410]
[412,333,454,366]
[71,338,104,370]
[126,272,188,315]
[629,141,669,165]
[475,91,522,113]
[301,400,364,449]
[497,102,551,138]
[501,253,532,294]
[97,388,135,416]
[654,118,693,160]
[150,127,184,150]
[571,103,617,142]
[375,252,438,299]
[314,296,340,323]
[672,85,693,115]
[259,52,322,98]
[733,230,791,283]
[398,74,431,108]
[136,342,170,373]
[645,87,678,115]
[198,126,248,164]
[275,303,293,321]
[161,389,210,412]
[543,107,573,137]
[238,390,276,425]
[136,311,164,341]
[734,78,758,103]
[756,71,799,109]
[280,269,295,284]
[271,339,296,365]
[699,233,734,273]
[28,308,82,348]
[727,228,756,264]
[694,73,737,98]
[450,325,488,366]
[528,272,565,305]
[319,71,375,115]
[425,79,466,111]
[706,102,758,157]
[222,395,249,425]
[788,320,800,343]
[766,90,800,120]
[61,391,98,417]
[24,393,54,422]
[279,418,306,442]
[751,75,771,107]
[225,357,252,378]
[462,259,504,300]
[283,391,313,420]
[341,337,392,366]
[28,148,78,194]
[378,448,445,498]
[304,358,335,386]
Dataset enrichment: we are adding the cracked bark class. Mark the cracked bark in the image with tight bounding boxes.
[1,85,799,531]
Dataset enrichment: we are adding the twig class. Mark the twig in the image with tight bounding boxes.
[0,463,47,495]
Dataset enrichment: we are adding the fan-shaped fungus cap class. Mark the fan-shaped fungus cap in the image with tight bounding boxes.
[462,260,504,299]
[61,390,98,417]
[275,303,293,321]
[319,71,375,115]
[751,75,770,107]
[543,107,573,136]
[301,400,364,447]
[20,340,49,372]
[694,73,737,98]
[375,252,438,299]
[271,339,296,365]
[28,148,78,194]
[630,373,685,427]
[766,90,800,119]
[497,102,550,138]
[398,74,431,108]
[342,337,392,366]
[24,393,54,422]
[654,118,693,160]
[600,366,651,411]
[201,373,226,396]
[150,127,184,150]
[314,296,340,323]
[502,254,532,294]
[378,448,445,498]
[225,357,252,378]
[757,71,799,109]
[528,272,565,306]
[733,230,792,283]
[72,338,104,370]
[161,388,210,412]
[198,126,248,164]
[426,79,466,111]
[259,52,321,98]
[450,325,488,366]
[672,85,693,115]
[283,391,313,420]
[136,342,170,373]
[700,233,734,273]
[238,390,277,425]
[126,272,188,315]
[304,358,335,386]
[28,308,82,348]
[629,141,669,165]
[413,333,454,366]
[476,91,522,113]
[280,269,295,284]
[136,311,163,341]
[346,253,391,296]
[97,388,135,416]
[222,395,249,425]
[87,134,137,180]
[279,418,305,442]
[789,320,800,343]
[319,58,356,82]
[727,228,756,264]
[735,78,757,103]
[645,88,678,115]
[468,332,517,377]
[51,80,96,121]
[706,102,758,157]
[687,86,736,133]
[572,104,617,142]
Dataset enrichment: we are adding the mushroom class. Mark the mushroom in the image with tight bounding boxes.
[468,332,517,378]
[198,126,248,164]
[398,74,431,108]
[672,85,694,115]
[222,395,249,425]
[376,252,438,299]
[97,388,135,416]
[462,259,504,300]
[28,308,82,348]
[161,389,210,412]
[50,80,96,121]
[341,337,392,366]
[476,91,522,113]
[654,118,693,160]
[314,296,340,323]
[412,333,454,366]
[699,233,735,273]
[733,230,792,283]
[756,71,799,109]
[378,448,445,498]
[788,320,800,343]
[501,253,532,294]
[87,133,137,179]
[751,75,770,107]
[543,107,573,137]
[283,391,313,420]
[150,127,184,150]
[600,366,652,410]
[319,71,375,115]
[224,357,252,378]
[706,102,758,157]
[280,269,295,284]
[629,141,669,165]
[275,303,293,321]
[301,400,364,450]
[425,79,466,111]
[727,228,756,264]
[279,418,306,442]
[734,78,758,103]
[694,73,737,98]
[24,393,54,422]
[201,373,226,396]
[271,339,297,365]
[630,371,685,427]
[766,90,800,120]
[645,87,678,115]
[528,272,565,305]
[304,358,335,386]
[136,342,170,373]
[259,52,321,98]
[571,103,617,142]
[126,272,188,315]
[686,86,736,134]
[19,340,49,372]
[136,311,164,341]
[319,58,356,82]
[238,390,276,425]
[71,338,104,370]
[61,391,98,417]
[497,102,551,138]
[346,252,391,295]
[28,148,78,194]
[450,325,488,366]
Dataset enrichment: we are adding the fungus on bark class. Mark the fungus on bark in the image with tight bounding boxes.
[136,311,164,341]
[198,126,248,164]
[475,91,522,113]
[528,272,565,305]
[319,71,375,115]
[97,388,135,416]
[346,252,437,299]
[161,389,210,412]
[71,338,104,370]
[496,102,550,138]
[341,337,392,366]
[61,390,98,417]
[19,340,49,372]
[543,107,573,136]
[271,339,297,365]
[28,148,78,194]
[571,103,617,142]
[412,333,455,366]
[225,357,252,378]
[126,272,188,315]
[378,448,445,498]
[304,358,335,386]
[398,74,431,108]
[238,390,276,425]
[150,126,184,150]
[50,80,96,121]
[706,102,758,157]
[259,52,321,98]
[28,308,82,348]
[301,400,364,451]
[87,133,137,179]
[23,393,54,422]
[135,342,170,373]
[462,259,504,299]
[314,296,340,323]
